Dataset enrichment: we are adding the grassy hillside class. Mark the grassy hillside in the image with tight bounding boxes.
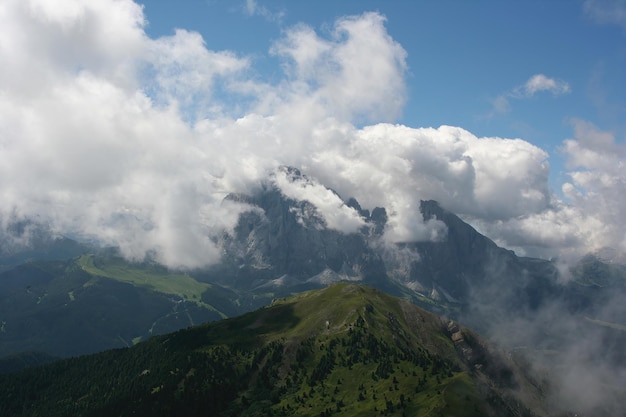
[77,254,223,315]
[0,255,269,359]
[0,283,541,417]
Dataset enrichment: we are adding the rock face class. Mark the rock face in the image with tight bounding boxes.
[208,186,388,291]
[406,200,563,330]
[203,169,564,333]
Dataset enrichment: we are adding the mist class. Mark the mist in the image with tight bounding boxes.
[465,256,626,416]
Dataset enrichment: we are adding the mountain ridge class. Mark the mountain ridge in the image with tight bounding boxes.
[0,283,549,417]
[0,169,624,415]
[1,173,624,358]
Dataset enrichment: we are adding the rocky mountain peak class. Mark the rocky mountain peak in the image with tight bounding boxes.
[214,179,565,333]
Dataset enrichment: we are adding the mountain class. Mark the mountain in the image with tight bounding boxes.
[197,170,626,416]
[1,167,624,414]
[204,171,618,330]
[0,167,626,357]
[0,253,272,359]
[0,283,553,417]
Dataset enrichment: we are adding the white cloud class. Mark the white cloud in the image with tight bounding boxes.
[271,168,366,233]
[560,120,626,256]
[0,2,409,267]
[0,0,623,268]
[515,74,571,97]
[492,74,571,114]
[271,12,408,123]
[0,0,146,95]
[307,124,551,243]
[0,0,241,268]
[146,29,249,118]
[468,119,626,262]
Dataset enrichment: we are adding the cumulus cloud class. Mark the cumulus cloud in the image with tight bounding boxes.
[146,29,250,119]
[492,73,571,114]
[270,12,408,123]
[0,0,623,268]
[0,0,248,268]
[307,124,551,243]
[0,1,409,267]
[561,120,626,255]
[467,119,626,262]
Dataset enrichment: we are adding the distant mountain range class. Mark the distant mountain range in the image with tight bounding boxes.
[0,167,624,415]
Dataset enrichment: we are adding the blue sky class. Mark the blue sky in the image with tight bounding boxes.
[1,0,625,266]
[139,0,626,190]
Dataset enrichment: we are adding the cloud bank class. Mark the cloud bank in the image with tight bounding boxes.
[0,0,624,267]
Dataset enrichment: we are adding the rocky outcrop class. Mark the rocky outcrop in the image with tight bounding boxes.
[209,185,388,292]
[206,169,566,332]
[446,320,477,367]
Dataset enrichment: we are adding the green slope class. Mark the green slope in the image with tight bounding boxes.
[77,254,221,315]
[0,255,260,359]
[0,283,542,417]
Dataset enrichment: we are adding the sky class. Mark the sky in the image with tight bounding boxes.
[0,0,625,268]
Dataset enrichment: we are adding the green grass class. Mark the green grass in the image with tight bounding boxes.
[268,284,407,341]
[223,284,485,416]
[275,361,454,416]
[440,372,484,417]
[268,328,480,416]
[77,254,224,316]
